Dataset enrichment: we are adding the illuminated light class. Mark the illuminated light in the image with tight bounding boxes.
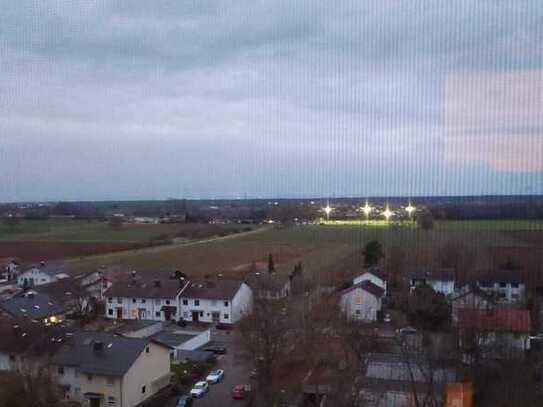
[361,202,372,216]
[324,205,332,216]
[383,206,394,221]
[406,203,416,215]
[49,316,58,324]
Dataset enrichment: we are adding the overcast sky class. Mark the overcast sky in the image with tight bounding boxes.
[1,1,542,202]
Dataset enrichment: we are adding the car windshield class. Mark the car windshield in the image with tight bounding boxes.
[194,383,205,389]
[210,370,220,375]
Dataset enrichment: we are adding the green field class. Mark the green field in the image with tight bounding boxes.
[0,218,247,243]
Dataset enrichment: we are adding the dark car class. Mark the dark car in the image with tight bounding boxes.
[176,395,193,407]
[203,345,227,355]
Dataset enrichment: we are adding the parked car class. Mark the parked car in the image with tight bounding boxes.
[216,322,233,330]
[176,395,193,407]
[249,369,258,380]
[203,345,227,355]
[206,369,225,384]
[232,384,251,400]
[190,381,209,398]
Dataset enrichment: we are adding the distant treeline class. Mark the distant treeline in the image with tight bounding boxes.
[1,196,542,222]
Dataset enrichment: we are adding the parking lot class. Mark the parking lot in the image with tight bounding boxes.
[168,329,254,407]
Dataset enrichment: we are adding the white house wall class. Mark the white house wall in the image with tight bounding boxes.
[340,287,381,322]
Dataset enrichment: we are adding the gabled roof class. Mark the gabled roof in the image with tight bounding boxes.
[475,270,524,285]
[105,278,187,300]
[409,268,455,282]
[181,279,244,301]
[51,331,169,377]
[0,291,65,319]
[34,278,88,305]
[245,272,290,292]
[342,281,385,298]
[457,308,531,333]
[360,267,387,282]
[23,261,67,276]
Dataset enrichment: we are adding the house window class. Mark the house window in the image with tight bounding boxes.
[146,346,150,353]
[224,314,229,319]
[108,298,113,303]
[183,299,188,305]
[355,310,361,315]
[9,355,15,362]
[106,377,114,386]
[211,300,217,306]
[117,298,122,304]
[108,309,113,316]
[141,299,146,303]
[166,300,170,305]
[155,299,160,305]
[155,311,160,317]
[499,282,507,288]
[87,374,93,381]
[199,311,203,317]
[141,386,146,394]
[107,396,116,405]
[183,312,188,318]
[132,298,137,303]
[224,301,229,307]
[511,283,519,288]
[57,367,64,375]
[194,300,200,306]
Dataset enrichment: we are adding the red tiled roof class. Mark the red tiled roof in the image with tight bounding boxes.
[457,308,531,333]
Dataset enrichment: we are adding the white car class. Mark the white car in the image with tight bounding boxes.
[190,381,209,398]
[206,369,225,384]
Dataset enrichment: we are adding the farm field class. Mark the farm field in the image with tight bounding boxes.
[0,219,255,263]
[0,218,248,242]
[68,220,543,282]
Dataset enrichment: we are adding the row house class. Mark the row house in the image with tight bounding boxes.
[474,270,526,304]
[105,277,252,325]
[353,267,388,295]
[105,279,189,322]
[179,279,252,324]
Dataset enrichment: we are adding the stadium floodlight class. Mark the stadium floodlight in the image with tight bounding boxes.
[406,203,416,215]
[362,202,372,216]
[323,202,333,220]
[383,206,393,221]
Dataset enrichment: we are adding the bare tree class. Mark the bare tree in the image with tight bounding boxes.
[237,298,289,382]
[0,370,61,407]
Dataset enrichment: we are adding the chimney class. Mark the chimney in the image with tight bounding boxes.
[93,341,104,352]
[153,280,161,288]
[40,261,46,267]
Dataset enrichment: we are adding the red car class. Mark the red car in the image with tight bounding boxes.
[232,384,250,400]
